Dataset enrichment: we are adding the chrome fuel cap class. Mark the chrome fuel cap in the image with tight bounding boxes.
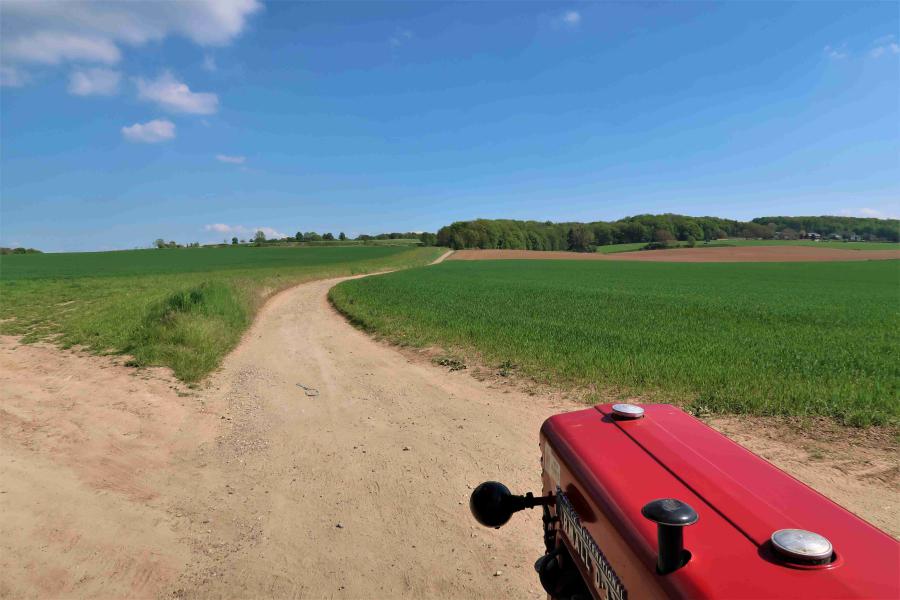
[611,403,644,419]
[771,529,833,564]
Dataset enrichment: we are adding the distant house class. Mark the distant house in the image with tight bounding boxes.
[805,232,821,240]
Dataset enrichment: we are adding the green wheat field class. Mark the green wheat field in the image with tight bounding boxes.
[0,246,444,381]
[331,259,900,426]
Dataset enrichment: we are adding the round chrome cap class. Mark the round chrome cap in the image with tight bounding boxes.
[770,529,833,563]
[611,403,644,419]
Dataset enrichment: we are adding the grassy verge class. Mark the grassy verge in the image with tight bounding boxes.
[0,246,444,381]
[330,259,899,427]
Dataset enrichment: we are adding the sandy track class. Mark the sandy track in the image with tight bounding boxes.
[0,264,572,599]
[1,255,896,599]
[448,246,900,262]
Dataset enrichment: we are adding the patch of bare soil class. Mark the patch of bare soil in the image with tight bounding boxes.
[449,247,900,262]
[1,264,896,598]
[0,338,217,599]
[603,245,900,262]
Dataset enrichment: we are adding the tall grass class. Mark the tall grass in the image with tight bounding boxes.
[330,259,900,426]
[1,246,444,381]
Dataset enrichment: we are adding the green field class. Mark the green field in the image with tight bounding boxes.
[595,242,648,254]
[595,239,900,254]
[330,259,900,426]
[0,246,444,381]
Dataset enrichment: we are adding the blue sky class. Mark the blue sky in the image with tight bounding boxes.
[1,1,898,252]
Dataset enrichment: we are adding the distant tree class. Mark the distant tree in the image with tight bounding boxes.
[240,239,247,244]
[295,232,304,242]
[685,236,696,247]
[418,232,437,246]
[780,227,798,240]
[339,232,347,241]
[323,232,335,241]
[653,229,675,245]
[254,230,266,246]
[154,238,166,249]
[232,237,239,245]
[567,225,594,252]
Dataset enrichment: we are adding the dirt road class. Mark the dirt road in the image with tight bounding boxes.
[1,256,896,599]
[0,265,573,599]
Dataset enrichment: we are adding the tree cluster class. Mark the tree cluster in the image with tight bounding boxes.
[0,247,42,254]
[752,216,899,242]
[436,215,745,252]
[436,214,899,251]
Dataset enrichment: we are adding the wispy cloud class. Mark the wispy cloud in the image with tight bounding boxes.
[0,65,28,87]
[823,44,848,60]
[216,154,246,164]
[3,32,121,65]
[0,1,260,67]
[870,35,899,58]
[68,67,120,96]
[204,224,287,239]
[553,10,582,30]
[136,71,218,114]
[202,54,217,71]
[121,118,176,143]
[389,29,413,48]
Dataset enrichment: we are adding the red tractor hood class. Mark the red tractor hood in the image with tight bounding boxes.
[540,404,899,599]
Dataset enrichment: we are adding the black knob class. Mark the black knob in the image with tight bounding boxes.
[641,498,699,527]
[642,499,698,574]
[470,481,516,528]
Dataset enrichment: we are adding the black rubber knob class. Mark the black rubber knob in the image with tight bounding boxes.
[641,498,699,527]
[470,481,515,528]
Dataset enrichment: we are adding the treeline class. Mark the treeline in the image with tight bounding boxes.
[292,231,438,245]
[438,215,745,251]
[0,247,42,255]
[437,214,899,251]
[752,216,899,242]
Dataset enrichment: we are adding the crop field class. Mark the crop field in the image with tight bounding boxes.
[0,246,443,381]
[331,259,900,426]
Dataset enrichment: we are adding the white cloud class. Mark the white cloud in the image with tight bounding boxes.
[823,44,848,60]
[870,35,900,58]
[216,154,246,164]
[561,11,581,26]
[552,10,581,29]
[202,54,217,71]
[136,71,218,114]
[0,65,27,87]
[121,119,176,143]
[0,0,260,84]
[68,67,121,96]
[389,29,413,48]
[204,224,287,239]
[3,32,121,65]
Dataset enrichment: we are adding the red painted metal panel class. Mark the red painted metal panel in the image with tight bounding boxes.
[540,404,899,599]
